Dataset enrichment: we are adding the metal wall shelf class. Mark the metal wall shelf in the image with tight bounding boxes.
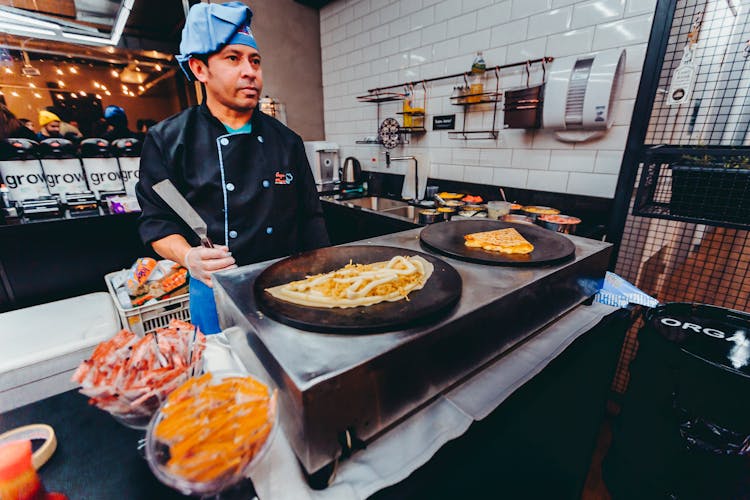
[450,92,503,105]
[447,130,499,140]
[356,56,552,143]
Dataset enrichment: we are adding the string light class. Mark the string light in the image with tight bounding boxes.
[56,93,65,99]
[56,68,63,75]
[57,80,65,87]
[70,93,77,99]
[155,64,162,71]
[111,69,119,78]
[104,90,111,96]
[28,83,36,88]
[93,81,100,88]
[33,92,42,99]
[11,91,19,97]
[4,67,12,74]
[138,85,145,92]
[79,90,86,96]
[95,94,102,99]
[69,66,78,74]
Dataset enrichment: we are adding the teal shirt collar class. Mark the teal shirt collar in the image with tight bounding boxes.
[224,121,253,134]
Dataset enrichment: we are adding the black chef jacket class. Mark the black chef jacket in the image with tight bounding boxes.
[136,103,329,266]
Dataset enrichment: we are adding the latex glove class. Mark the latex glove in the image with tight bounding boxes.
[184,245,237,287]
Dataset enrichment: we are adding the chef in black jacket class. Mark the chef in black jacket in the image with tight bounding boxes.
[136,2,329,334]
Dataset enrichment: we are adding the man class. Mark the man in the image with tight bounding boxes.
[19,118,34,132]
[103,105,134,141]
[136,2,329,334]
[36,110,61,140]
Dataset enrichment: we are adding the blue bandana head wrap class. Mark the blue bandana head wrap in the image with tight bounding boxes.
[176,2,258,81]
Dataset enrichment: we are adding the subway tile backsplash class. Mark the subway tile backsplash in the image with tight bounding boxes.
[320,0,655,199]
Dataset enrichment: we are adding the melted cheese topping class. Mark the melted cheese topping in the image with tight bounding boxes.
[266,256,434,308]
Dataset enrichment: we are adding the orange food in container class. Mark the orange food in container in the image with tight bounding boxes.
[145,372,277,496]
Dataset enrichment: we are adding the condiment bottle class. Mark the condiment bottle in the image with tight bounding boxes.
[402,92,412,127]
[469,51,486,103]
[0,440,67,500]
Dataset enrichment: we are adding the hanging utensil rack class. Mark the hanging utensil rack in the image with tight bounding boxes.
[356,56,553,141]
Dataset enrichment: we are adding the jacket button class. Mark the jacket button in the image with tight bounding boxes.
[262,180,270,188]
[220,137,229,146]
[226,182,235,191]
[229,230,238,239]
[257,136,264,143]
[266,226,273,235]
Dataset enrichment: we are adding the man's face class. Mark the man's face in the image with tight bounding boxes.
[191,44,263,112]
[45,121,61,136]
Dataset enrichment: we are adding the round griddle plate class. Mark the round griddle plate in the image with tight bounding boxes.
[254,245,462,333]
[420,220,576,266]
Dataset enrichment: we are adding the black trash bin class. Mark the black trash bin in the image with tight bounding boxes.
[604,303,750,500]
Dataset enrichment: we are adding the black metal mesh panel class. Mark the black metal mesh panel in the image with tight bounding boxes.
[616,0,750,314]
[645,0,750,146]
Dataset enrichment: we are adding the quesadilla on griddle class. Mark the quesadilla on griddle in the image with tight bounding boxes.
[265,255,434,308]
[464,227,534,254]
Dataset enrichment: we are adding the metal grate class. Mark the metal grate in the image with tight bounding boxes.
[618,164,749,312]
[632,147,750,228]
[614,0,750,312]
[645,0,750,146]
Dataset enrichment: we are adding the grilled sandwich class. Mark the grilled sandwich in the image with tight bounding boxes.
[464,227,534,254]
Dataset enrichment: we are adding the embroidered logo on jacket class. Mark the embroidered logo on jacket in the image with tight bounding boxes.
[275,172,294,185]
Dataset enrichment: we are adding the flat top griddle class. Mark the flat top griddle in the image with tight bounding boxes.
[253,245,462,333]
[420,220,576,266]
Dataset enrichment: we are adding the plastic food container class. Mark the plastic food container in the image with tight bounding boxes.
[487,201,512,219]
[145,371,277,497]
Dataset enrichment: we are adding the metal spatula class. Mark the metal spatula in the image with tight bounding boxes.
[152,179,213,248]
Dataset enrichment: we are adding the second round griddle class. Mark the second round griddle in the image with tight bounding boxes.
[420,220,576,266]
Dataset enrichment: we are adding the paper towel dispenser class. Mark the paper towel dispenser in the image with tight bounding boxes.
[542,49,626,142]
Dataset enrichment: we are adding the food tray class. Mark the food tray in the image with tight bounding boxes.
[105,271,190,336]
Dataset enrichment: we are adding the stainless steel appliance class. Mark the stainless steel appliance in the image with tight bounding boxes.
[213,228,611,476]
[303,141,339,186]
[340,156,362,187]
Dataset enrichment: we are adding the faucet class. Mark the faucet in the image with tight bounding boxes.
[386,154,419,202]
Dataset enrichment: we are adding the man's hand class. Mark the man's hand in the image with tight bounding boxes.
[184,245,236,287]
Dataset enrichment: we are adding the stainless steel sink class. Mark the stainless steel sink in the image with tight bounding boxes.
[340,196,409,211]
[380,206,419,219]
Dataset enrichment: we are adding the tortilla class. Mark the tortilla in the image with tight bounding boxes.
[464,227,534,254]
[265,255,434,308]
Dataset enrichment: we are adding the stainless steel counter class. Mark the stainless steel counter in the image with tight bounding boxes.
[212,227,611,475]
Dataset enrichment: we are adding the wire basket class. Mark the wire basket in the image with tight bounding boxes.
[105,270,190,336]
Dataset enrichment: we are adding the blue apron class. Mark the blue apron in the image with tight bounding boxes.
[188,276,221,334]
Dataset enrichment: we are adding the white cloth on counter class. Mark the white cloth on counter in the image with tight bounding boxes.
[205,302,618,500]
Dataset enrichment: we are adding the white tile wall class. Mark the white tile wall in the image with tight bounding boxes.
[528,8,573,38]
[320,0,655,199]
[492,167,529,188]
